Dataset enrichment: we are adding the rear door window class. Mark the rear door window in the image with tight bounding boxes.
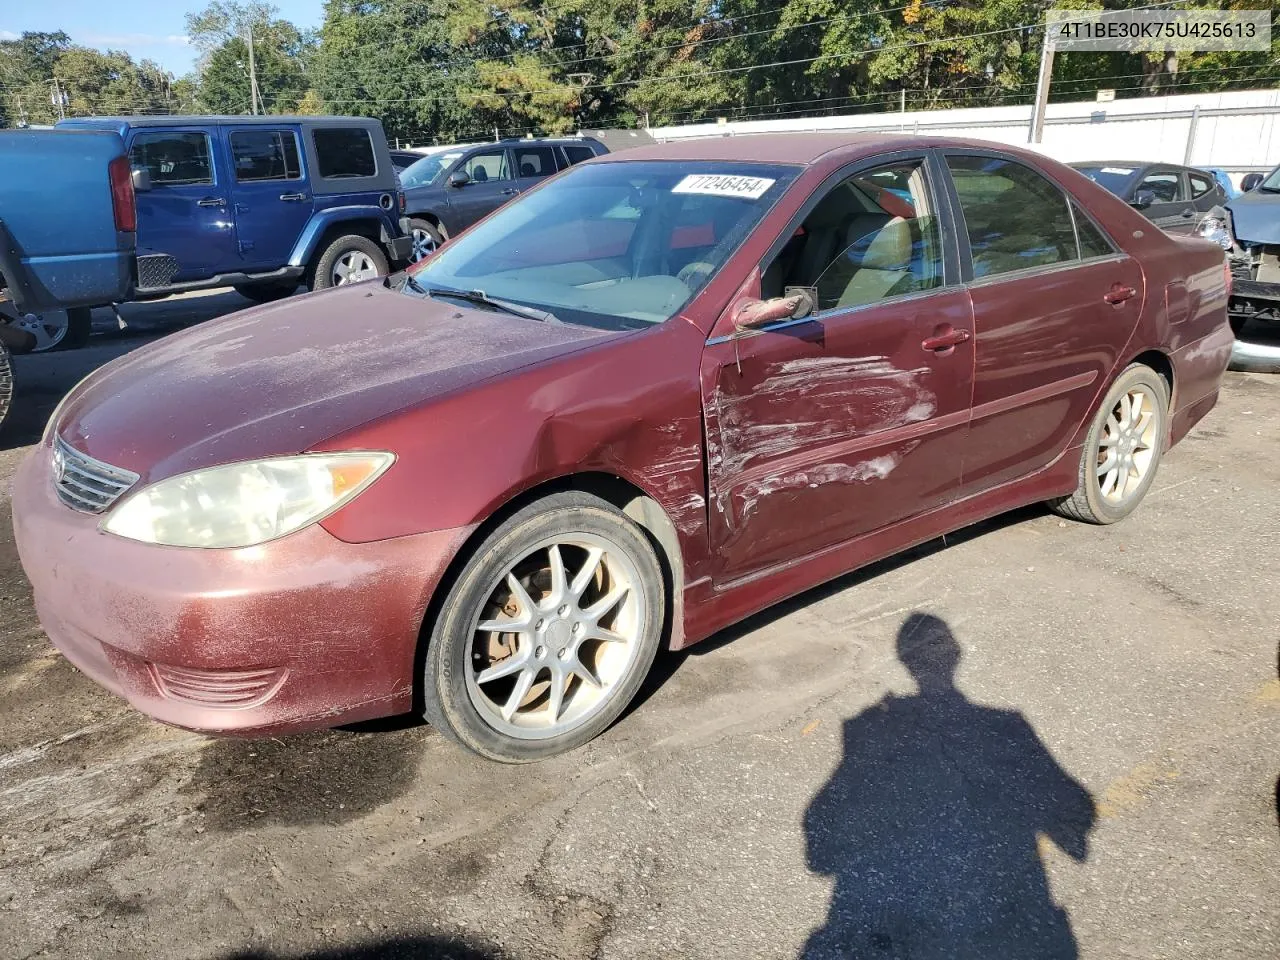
[130,131,214,186]
[1072,204,1115,259]
[313,128,376,179]
[1188,173,1214,198]
[461,150,511,183]
[230,130,302,181]
[514,146,556,180]
[945,155,1078,278]
[1138,171,1186,203]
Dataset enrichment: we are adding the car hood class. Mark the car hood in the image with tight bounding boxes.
[56,282,618,482]
[1227,189,1280,245]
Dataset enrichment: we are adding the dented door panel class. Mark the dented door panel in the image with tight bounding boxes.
[702,289,975,582]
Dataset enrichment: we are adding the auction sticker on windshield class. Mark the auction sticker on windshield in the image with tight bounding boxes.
[672,174,776,199]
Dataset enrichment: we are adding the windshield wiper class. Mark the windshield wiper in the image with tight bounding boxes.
[425,285,562,324]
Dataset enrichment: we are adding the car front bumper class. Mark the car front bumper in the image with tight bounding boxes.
[11,447,469,735]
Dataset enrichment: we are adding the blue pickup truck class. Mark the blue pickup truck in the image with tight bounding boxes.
[56,115,413,304]
[1,128,137,354]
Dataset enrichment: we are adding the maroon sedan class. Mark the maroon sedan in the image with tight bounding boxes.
[12,134,1233,761]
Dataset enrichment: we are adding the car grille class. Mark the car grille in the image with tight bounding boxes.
[51,437,139,514]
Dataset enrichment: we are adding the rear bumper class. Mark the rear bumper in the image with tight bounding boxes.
[11,447,470,735]
[1169,321,1234,447]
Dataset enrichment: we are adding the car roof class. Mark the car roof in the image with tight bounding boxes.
[59,115,380,128]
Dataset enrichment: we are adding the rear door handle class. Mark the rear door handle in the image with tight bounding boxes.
[279,192,308,201]
[196,197,224,207]
[1181,208,1195,217]
[921,327,971,352]
[501,187,519,196]
[1104,284,1137,305]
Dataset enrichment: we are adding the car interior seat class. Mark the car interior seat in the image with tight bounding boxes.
[471,166,489,182]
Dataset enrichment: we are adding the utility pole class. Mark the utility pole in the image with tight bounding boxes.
[245,23,261,115]
[51,78,66,120]
[1028,26,1055,144]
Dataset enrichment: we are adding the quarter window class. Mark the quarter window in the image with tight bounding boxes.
[230,130,302,182]
[514,146,556,179]
[461,150,511,183]
[129,131,213,186]
[1073,204,1114,259]
[1138,171,1185,203]
[763,158,944,310]
[946,155,1078,278]
[313,128,376,179]
[561,145,596,166]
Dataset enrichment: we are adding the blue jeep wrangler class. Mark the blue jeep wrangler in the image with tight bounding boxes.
[57,115,412,304]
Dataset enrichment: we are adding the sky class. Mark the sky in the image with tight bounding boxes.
[0,0,325,76]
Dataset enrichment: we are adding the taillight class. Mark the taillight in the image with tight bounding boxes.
[108,154,136,233]
[1224,258,1232,297]
[398,189,406,214]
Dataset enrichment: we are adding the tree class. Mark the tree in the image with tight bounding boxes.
[186,1,314,114]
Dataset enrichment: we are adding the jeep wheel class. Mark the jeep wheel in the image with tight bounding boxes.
[310,235,389,291]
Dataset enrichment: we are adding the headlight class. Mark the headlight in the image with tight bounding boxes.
[101,452,395,548]
[1197,216,1233,250]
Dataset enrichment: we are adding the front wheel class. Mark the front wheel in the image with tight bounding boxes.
[0,341,12,434]
[407,218,444,263]
[309,235,389,291]
[422,491,665,762]
[1048,363,1169,524]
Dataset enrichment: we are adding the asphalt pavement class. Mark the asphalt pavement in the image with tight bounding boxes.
[1,291,1277,959]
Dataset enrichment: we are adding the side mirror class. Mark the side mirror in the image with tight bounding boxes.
[448,170,470,188]
[732,290,814,332]
[1130,189,1156,210]
[1241,173,1263,192]
[131,167,152,192]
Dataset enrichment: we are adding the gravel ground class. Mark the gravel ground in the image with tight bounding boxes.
[1,293,1277,959]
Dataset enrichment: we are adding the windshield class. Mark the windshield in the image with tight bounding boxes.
[407,160,800,329]
[1259,165,1280,192]
[400,151,463,188]
[1073,165,1139,197]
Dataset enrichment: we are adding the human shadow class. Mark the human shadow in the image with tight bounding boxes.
[803,613,1096,959]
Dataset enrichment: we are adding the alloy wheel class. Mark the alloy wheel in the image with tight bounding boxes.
[1096,384,1160,503]
[330,251,379,286]
[464,534,645,740]
[12,310,69,352]
[410,228,437,263]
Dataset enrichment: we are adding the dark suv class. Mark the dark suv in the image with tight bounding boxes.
[399,137,608,260]
[1069,161,1229,237]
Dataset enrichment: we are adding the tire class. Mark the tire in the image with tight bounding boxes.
[0,341,12,434]
[1048,363,1169,525]
[60,307,92,351]
[407,218,444,263]
[308,234,389,291]
[234,280,299,304]
[422,491,665,762]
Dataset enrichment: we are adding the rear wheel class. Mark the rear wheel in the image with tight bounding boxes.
[1049,363,1168,524]
[422,491,665,762]
[234,280,299,303]
[7,306,92,352]
[309,235,389,291]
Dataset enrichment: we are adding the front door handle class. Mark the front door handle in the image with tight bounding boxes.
[501,187,518,196]
[921,327,971,353]
[1181,208,1195,217]
[196,197,224,207]
[279,192,308,201]
[1104,284,1137,305]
